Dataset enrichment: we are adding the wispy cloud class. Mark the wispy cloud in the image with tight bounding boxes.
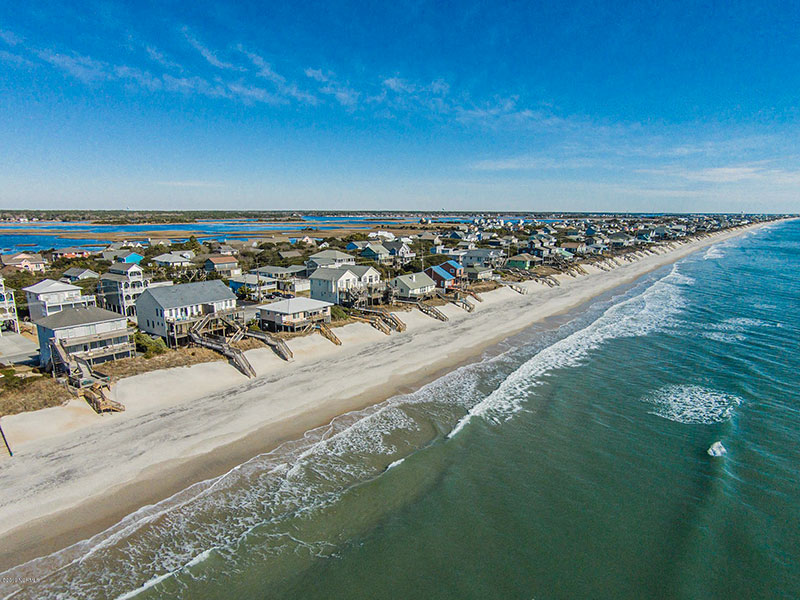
[0,29,21,46]
[238,47,317,104]
[640,163,800,184]
[305,67,359,106]
[0,49,33,67]
[145,45,182,71]
[181,26,243,71]
[35,50,110,82]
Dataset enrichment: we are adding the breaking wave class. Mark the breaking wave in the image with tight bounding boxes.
[643,385,742,424]
[449,264,694,438]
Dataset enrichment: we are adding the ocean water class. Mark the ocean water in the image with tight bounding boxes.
[1,221,798,599]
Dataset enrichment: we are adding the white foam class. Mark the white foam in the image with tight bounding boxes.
[703,246,725,260]
[707,441,727,457]
[644,385,742,424]
[449,264,692,438]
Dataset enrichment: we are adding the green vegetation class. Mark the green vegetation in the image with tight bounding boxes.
[331,306,348,321]
[133,331,168,358]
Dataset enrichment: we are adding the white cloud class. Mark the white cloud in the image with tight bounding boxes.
[35,50,110,82]
[181,27,244,71]
[0,29,21,46]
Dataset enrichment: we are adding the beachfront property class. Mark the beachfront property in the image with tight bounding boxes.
[151,252,193,268]
[257,297,333,332]
[35,306,134,371]
[136,280,242,347]
[0,276,19,334]
[309,265,384,306]
[424,264,457,289]
[204,255,242,277]
[466,265,494,281]
[61,267,99,282]
[228,274,278,299]
[505,253,543,270]
[23,279,97,320]
[97,263,153,319]
[1,251,46,273]
[306,249,356,270]
[388,272,436,300]
[462,248,506,267]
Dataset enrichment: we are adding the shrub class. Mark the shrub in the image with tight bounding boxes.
[331,306,348,321]
[134,331,168,358]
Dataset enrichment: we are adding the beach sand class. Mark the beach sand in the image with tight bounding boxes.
[0,225,764,570]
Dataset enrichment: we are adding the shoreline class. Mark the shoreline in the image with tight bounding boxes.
[0,223,769,572]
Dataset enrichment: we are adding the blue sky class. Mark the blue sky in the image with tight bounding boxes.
[1,0,799,213]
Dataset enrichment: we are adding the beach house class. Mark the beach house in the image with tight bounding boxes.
[228,274,278,299]
[136,280,242,347]
[463,248,506,267]
[424,264,457,289]
[309,268,359,304]
[97,263,152,319]
[1,252,46,273]
[360,243,392,264]
[51,247,92,260]
[61,267,99,282]
[505,253,542,270]
[388,272,436,300]
[34,306,134,371]
[23,279,97,320]
[306,250,356,270]
[204,255,242,277]
[257,297,333,332]
[0,277,19,334]
[383,241,416,265]
[151,253,192,268]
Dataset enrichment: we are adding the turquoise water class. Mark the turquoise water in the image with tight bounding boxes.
[1,221,797,599]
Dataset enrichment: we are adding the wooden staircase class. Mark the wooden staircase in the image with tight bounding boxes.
[316,322,342,345]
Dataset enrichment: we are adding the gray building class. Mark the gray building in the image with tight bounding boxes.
[35,306,134,370]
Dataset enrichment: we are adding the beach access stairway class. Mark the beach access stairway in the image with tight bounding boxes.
[498,280,527,295]
[315,322,342,345]
[189,316,257,378]
[243,328,293,361]
[397,299,449,322]
[80,383,125,414]
[435,289,474,312]
[360,307,406,332]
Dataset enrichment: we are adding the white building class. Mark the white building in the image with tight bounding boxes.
[23,279,96,320]
[309,268,359,304]
[306,250,356,270]
[97,263,153,319]
[0,276,19,334]
[257,297,333,332]
[388,272,436,299]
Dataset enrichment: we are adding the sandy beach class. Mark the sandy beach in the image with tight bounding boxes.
[0,224,765,571]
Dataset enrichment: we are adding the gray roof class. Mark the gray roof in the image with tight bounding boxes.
[62,267,98,277]
[34,306,126,330]
[109,262,140,273]
[392,272,435,289]
[309,249,354,260]
[139,280,236,309]
[258,297,332,314]
[348,265,379,278]
[309,267,356,281]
